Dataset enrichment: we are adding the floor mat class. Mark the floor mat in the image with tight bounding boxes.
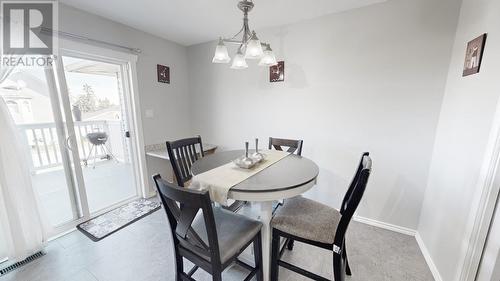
[77,198,161,241]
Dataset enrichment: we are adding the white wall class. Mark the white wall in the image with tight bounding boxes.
[417,0,500,280]
[187,0,461,230]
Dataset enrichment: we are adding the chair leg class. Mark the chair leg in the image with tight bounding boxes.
[253,231,263,281]
[345,256,352,276]
[271,230,280,281]
[212,261,223,281]
[212,272,222,281]
[345,247,352,276]
[175,254,184,281]
[287,238,295,250]
[333,251,343,281]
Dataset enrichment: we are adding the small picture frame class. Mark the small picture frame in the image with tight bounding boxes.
[157,64,170,84]
[463,34,487,77]
[270,61,284,82]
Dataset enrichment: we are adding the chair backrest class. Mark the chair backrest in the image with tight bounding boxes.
[333,153,372,281]
[340,152,369,215]
[268,137,303,156]
[153,174,221,263]
[166,136,204,187]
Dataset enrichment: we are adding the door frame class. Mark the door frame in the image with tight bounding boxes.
[459,100,500,281]
[46,38,149,236]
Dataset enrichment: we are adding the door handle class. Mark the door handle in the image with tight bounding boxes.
[125,131,130,138]
[65,135,74,151]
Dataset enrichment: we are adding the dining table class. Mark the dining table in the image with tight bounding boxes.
[191,149,319,281]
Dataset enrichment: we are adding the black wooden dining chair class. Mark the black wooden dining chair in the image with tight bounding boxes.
[166,136,204,188]
[153,174,263,281]
[166,136,244,212]
[268,137,304,233]
[270,153,372,281]
[268,137,303,156]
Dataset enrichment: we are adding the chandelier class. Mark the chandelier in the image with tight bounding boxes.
[212,0,277,69]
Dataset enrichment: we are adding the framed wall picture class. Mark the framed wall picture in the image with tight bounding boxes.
[157,64,170,83]
[463,34,487,77]
[270,61,284,82]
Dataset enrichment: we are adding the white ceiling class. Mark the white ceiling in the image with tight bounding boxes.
[60,0,384,46]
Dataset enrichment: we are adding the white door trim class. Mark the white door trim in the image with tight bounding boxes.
[59,38,138,63]
[122,62,150,198]
[459,99,500,281]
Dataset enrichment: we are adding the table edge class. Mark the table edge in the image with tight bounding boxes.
[231,175,318,193]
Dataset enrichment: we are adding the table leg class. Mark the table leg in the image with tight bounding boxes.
[258,201,273,281]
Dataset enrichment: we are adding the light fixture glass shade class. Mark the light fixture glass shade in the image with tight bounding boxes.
[258,45,277,66]
[231,49,248,69]
[212,39,231,63]
[245,31,264,59]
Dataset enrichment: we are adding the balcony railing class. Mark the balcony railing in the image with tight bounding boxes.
[17,120,124,171]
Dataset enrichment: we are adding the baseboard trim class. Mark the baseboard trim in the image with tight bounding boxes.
[353,215,416,236]
[415,233,443,281]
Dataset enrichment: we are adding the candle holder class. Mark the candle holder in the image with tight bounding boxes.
[233,141,257,169]
[251,138,265,162]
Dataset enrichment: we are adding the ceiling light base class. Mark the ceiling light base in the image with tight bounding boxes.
[237,0,254,13]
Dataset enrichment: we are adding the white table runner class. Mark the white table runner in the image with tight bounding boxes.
[189,150,290,205]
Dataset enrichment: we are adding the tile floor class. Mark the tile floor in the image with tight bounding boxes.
[0,208,434,281]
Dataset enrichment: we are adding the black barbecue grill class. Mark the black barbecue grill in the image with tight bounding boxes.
[84,132,116,168]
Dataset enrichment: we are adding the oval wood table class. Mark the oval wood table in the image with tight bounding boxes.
[192,150,319,281]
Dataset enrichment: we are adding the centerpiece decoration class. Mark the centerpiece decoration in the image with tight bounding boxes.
[233,138,267,169]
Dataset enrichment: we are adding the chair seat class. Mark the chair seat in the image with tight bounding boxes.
[272,196,340,244]
[192,207,262,263]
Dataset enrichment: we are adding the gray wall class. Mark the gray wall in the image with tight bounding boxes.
[187,0,461,230]
[418,0,500,279]
[59,4,192,145]
[59,4,192,194]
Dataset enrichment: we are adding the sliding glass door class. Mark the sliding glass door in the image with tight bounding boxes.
[0,64,79,227]
[0,47,140,237]
[59,55,137,214]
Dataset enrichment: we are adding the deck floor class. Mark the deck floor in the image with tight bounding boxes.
[32,160,137,226]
